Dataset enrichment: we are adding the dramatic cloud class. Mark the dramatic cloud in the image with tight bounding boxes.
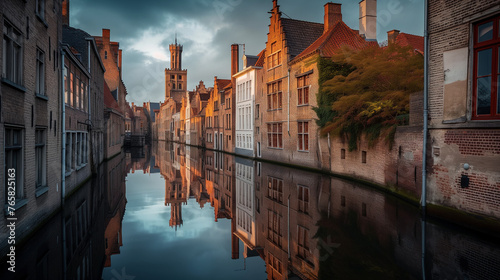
[70,0,423,104]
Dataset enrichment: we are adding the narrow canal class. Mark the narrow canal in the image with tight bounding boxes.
[2,142,500,279]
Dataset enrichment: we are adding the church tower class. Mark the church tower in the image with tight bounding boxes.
[165,37,188,102]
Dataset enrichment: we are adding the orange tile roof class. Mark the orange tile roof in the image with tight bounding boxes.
[255,49,266,67]
[217,79,231,90]
[293,21,377,62]
[394,32,424,54]
[104,81,122,114]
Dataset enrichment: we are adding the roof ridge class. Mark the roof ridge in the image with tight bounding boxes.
[281,17,323,26]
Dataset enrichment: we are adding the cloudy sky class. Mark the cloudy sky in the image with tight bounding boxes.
[69,0,424,104]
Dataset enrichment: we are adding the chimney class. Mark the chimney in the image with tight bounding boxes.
[118,49,123,75]
[103,29,110,43]
[324,2,342,33]
[359,0,377,41]
[231,44,239,84]
[62,0,69,25]
[387,29,400,44]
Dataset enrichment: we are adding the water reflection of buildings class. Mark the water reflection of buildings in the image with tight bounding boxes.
[104,151,127,268]
[151,143,500,280]
[0,150,129,280]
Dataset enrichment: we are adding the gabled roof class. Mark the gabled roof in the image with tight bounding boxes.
[281,18,324,59]
[255,49,266,67]
[223,82,232,91]
[216,79,231,91]
[394,32,424,54]
[293,21,377,63]
[104,82,122,114]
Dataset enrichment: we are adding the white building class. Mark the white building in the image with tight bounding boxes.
[233,54,264,157]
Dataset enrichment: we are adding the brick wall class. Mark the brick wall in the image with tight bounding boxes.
[427,0,500,219]
[0,0,62,254]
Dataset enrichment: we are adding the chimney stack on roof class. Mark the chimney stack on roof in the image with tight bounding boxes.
[231,44,239,85]
[62,0,69,25]
[359,0,377,41]
[324,2,342,33]
[387,29,400,44]
[103,29,110,43]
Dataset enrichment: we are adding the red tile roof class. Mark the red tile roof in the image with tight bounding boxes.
[255,49,266,67]
[293,21,377,62]
[104,81,122,114]
[216,79,231,91]
[394,32,424,54]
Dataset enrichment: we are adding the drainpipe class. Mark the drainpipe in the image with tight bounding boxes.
[287,194,291,260]
[61,48,67,280]
[287,68,290,136]
[421,0,429,212]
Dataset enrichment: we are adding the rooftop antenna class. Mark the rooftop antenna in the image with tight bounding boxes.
[175,32,177,45]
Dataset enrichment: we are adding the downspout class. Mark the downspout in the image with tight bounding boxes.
[421,0,429,212]
[287,68,290,136]
[61,48,67,280]
[287,194,291,260]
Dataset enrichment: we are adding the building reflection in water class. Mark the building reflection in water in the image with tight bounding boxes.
[2,143,500,279]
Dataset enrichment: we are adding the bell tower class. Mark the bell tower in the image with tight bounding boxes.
[165,35,188,102]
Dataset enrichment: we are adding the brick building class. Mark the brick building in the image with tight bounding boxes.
[104,82,124,159]
[426,0,500,219]
[62,16,106,172]
[0,0,63,254]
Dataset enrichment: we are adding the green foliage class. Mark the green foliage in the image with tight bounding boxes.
[314,57,355,128]
[315,44,424,150]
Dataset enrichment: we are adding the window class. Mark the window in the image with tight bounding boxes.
[267,81,282,110]
[297,226,310,260]
[36,49,45,96]
[66,133,71,173]
[104,51,107,59]
[2,21,23,85]
[178,75,182,80]
[35,129,46,188]
[298,185,309,214]
[268,42,282,69]
[178,83,182,90]
[341,195,346,207]
[362,151,367,164]
[36,0,45,19]
[298,121,309,151]
[256,104,260,119]
[172,83,176,90]
[473,15,500,119]
[5,127,24,200]
[267,252,283,277]
[64,67,69,104]
[69,72,74,106]
[341,148,346,159]
[267,122,283,148]
[297,74,310,105]
[267,177,283,203]
[268,210,282,247]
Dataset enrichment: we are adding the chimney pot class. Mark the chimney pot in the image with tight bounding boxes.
[324,2,342,33]
[387,29,400,44]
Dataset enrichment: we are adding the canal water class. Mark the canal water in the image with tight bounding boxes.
[1,142,500,279]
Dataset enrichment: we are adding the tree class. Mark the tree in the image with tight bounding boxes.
[315,44,424,150]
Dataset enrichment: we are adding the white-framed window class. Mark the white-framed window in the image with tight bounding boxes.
[2,20,23,85]
[297,225,310,260]
[36,48,45,95]
[35,128,47,188]
[5,126,24,200]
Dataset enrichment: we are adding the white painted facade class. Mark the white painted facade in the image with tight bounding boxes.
[234,66,259,157]
[235,162,255,246]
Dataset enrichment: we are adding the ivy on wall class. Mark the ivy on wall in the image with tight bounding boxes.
[314,44,423,151]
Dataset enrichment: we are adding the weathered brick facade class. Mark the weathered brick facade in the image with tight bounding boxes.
[427,0,500,219]
[0,0,63,253]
